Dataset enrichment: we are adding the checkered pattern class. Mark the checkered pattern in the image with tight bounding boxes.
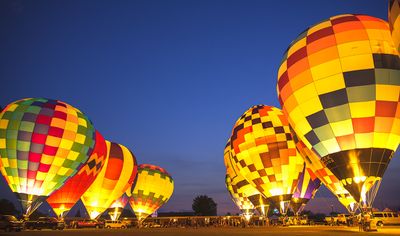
[229,105,304,201]
[390,0,400,53]
[224,141,267,213]
[81,141,138,219]
[278,14,400,202]
[129,164,174,221]
[0,98,96,213]
[225,174,254,212]
[47,130,108,216]
[292,127,358,211]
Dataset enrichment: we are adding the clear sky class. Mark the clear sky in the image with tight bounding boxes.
[0,0,398,215]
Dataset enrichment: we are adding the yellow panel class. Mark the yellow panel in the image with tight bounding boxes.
[366,29,385,41]
[355,133,374,149]
[59,139,73,149]
[330,119,354,136]
[376,85,400,102]
[294,118,313,137]
[349,101,376,118]
[278,62,287,79]
[36,171,47,181]
[75,133,86,144]
[0,120,8,129]
[0,139,5,149]
[45,136,61,147]
[387,133,400,151]
[322,138,341,154]
[288,38,307,57]
[314,73,346,95]
[340,54,374,72]
[310,59,342,80]
[40,155,54,165]
[337,40,372,58]
[293,83,319,104]
[52,156,65,167]
[372,133,389,148]
[308,21,333,34]
[299,97,323,117]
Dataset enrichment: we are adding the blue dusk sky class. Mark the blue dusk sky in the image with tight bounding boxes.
[0,0,398,215]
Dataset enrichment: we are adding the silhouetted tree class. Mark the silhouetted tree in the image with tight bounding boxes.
[192,195,217,216]
[0,199,17,215]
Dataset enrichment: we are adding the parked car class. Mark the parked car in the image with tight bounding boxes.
[104,220,128,229]
[24,217,65,230]
[0,215,23,232]
[373,212,400,226]
[72,219,103,229]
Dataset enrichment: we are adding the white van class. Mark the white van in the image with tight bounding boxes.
[104,220,127,229]
[373,212,400,226]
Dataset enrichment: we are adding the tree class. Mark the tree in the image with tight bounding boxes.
[192,195,217,216]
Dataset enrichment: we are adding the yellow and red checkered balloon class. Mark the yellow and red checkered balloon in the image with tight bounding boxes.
[292,132,358,213]
[228,105,304,214]
[0,98,96,216]
[224,139,269,216]
[389,0,400,53]
[81,141,137,219]
[277,14,400,207]
[129,164,174,222]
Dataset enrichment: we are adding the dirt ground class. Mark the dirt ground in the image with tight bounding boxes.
[1,226,400,236]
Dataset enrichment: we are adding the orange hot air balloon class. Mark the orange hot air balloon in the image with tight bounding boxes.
[46,130,108,217]
[277,14,400,209]
[228,105,304,215]
[81,141,137,219]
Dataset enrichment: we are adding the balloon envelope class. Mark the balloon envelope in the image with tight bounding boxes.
[129,164,174,222]
[291,165,321,215]
[81,141,137,219]
[277,14,400,207]
[0,98,96,216]
[389,0,400,53]
[46,130,108,217]
[229,105,304,214]
[224,139,268,216]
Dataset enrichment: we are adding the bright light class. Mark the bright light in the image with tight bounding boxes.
[354,176,366,184]
[270,188,283,196]
[243,213,252,222]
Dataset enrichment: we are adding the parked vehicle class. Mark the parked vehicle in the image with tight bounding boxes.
[373,212,400,226]
[72,219,103,228]
[104,220,128,229]
[0,215,23,232]
[24,217,65,230]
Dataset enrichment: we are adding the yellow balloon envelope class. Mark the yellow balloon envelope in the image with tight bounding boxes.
[129,164,174,223]
[277,14,400,208]
[81,141,137,219]
[224,139,269,216]
[228,105,304,214]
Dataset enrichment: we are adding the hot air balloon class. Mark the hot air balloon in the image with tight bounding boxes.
[0,98,96,216]
[389,0,400,53]
[277,14,400,210]
[229,105,304,215]
[81,141,137,219]
[291,165,321,215]
[225,174,254,221]
[292,131,359,214]
[224,140,269,217]
[129,164,174,224]
[108,193,130,221]
[46,130,108,218]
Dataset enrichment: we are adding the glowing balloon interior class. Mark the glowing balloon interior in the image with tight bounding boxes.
[129,164,174,223]
[81,141,137,219]
[0,98,96,216]
[229,105,304,215]
[278,14,400,209]
[47,130,108,217]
